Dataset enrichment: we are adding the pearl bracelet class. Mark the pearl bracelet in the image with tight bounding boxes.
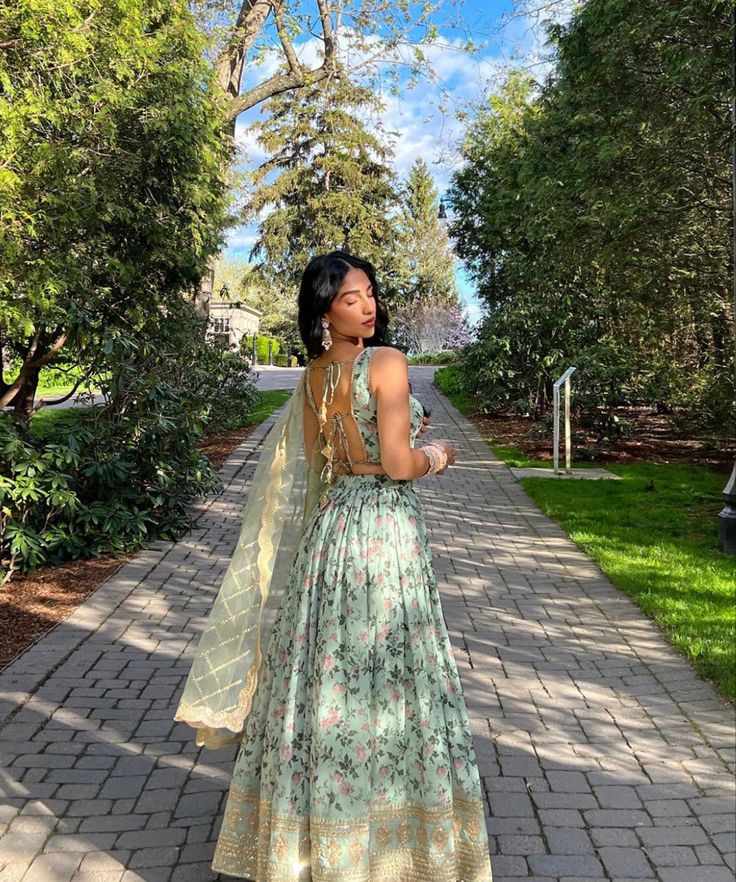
[420,442,448,475]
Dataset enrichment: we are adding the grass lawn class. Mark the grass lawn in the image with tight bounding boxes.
[35,382,101,397]
[239,389,291,426]
[490,444,602,469]
[437,379,735,703]
[27,405,86,440]
[31,368,107,399]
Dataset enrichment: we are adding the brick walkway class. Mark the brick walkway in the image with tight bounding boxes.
[1,366,734,882]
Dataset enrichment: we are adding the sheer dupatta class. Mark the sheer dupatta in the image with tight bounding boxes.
[173,368,328,749]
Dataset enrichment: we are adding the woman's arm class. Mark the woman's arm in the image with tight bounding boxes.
[371,348,432,481]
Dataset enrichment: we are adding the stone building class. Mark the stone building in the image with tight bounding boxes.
[207,300,261,351]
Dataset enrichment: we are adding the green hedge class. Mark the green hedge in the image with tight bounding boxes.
[271,354,299,367]
[240,334,282,363]
[407,349,461,365]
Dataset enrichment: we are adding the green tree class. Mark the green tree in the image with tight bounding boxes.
[447,0,734,430]
[212,256,303,352]
[194,0,481,129]
[396,158,459,307]
[189,0,485,318]
[448,68,538,308]
[244,75,402,296]
[0,0,232,415]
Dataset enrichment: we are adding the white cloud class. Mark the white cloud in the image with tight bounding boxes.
[233,118,269,166]
[225,229,258,249]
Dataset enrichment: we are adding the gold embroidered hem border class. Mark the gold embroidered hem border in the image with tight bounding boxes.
[211,789,493,881]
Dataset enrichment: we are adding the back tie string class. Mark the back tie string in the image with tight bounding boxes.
[317,362,355,507]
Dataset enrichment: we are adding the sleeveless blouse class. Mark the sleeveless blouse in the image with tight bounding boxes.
[305,346,425,492]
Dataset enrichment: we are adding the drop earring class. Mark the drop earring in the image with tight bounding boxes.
[321,317,333,350]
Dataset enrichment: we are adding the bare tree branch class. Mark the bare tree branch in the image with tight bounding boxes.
[30,375,90,415]
[215,0,346,122]
[315,0,336,62]
[215,0,276,100]
[273,5,304,75]
[227,63,333,118]
[0,327,70,409]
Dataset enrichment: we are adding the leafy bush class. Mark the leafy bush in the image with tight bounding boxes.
[455,313,655,434]
[0,306,260,586]
[407,349,461,365]
[455,318,541,414]
[1,394,218,586]
[241,335,282,364]
[568,342,644,439]
[271,354,299,367]
[1,415,80,575]
[188,344,259,435]
[433,364,465,397]
[672,364,735,437]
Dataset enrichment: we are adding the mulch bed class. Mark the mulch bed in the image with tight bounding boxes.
[0,424,258,671]
[0,553,138,669]
[467,405,735,476]
[194,423,259,471]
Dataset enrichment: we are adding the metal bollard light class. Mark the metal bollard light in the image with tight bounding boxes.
[719,462,736,556]
[553,366,576,475]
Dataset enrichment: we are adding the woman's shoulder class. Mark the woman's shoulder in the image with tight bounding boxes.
[370,344,407,364]
[369,346,409,390]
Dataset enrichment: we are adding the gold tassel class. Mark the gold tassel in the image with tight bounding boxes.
[316,362,340,511]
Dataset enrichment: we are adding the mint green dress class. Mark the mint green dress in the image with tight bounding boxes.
[212,346,494,881]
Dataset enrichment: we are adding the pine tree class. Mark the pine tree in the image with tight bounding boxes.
[244,75,403,297]
[397,158,459,307]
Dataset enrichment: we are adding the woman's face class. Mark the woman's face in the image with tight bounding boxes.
[323,267,376,343]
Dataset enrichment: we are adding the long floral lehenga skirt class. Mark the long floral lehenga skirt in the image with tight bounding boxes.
[211,473,494,882]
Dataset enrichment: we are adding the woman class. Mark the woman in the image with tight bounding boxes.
[174,251,494,881]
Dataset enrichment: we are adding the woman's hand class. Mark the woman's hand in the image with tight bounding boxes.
[418,415,431,435]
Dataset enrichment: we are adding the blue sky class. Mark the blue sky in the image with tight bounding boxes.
[223,0,554,328]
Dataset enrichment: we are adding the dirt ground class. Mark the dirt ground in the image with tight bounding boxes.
[2,402,733,671]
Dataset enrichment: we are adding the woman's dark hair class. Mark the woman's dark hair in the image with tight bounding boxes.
[298,251,389,359]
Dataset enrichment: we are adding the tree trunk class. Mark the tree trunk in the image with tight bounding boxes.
[8,365,40,416]
[0,336,8,402]
[709,294,731,365]
[194,263,215,322]
[192,0,343,330]
[0,327,70,411]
